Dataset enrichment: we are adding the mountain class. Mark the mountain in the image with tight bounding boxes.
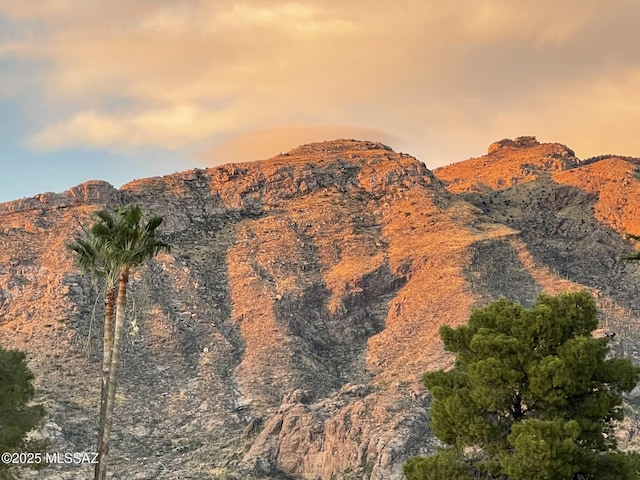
[1,138,640,479]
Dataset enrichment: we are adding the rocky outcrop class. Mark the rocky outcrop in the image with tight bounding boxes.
[241,384,433,480]
[1,138,640,479]
[0,180,121,215]
[437,136,580,193]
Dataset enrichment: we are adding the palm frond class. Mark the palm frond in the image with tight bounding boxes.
[69,204,171,284]
[120,204,143,228]
[67,238,99,273]
[94,210,116,229]
[145,216,163,233]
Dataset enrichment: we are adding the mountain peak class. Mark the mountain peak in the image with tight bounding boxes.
[284,138,395,156]
[487,135,575,158]
[435,136,580,193]
[266,138,399,166]
[487,135,540,153]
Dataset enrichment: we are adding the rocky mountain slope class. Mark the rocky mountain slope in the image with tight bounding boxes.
[1,137,640,479]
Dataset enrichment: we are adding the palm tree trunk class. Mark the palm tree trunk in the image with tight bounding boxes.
[94,285,116,480]
[96,266,129,480]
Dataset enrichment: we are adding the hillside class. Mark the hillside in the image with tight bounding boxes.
[1,138,640,479]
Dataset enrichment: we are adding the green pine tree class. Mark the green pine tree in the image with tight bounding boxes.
[0,344,47,480]
[405,291,640,480]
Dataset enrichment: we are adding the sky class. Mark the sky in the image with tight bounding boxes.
[1,0,640,203]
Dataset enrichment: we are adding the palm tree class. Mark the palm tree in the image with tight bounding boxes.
[70,204,170,480]
[67,226,120,477]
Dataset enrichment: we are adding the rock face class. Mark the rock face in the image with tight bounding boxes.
[0,180,122,215]
[1,138,640,479]
[242,384,434,480]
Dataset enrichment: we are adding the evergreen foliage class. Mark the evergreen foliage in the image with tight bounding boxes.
[404,291,640,480]
[0,344,47,479]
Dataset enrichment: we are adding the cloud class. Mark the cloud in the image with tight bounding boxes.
[1,0,640,164]
[29,105,238,151]
[219,3,355,35]
[535,67,640,157]
[0,0,72,19]
[458,1,597,45]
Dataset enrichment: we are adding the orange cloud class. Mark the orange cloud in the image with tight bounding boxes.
[1,0,640,166]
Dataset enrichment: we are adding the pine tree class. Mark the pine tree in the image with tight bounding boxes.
[405,291,640,480]
[0,344,47,480]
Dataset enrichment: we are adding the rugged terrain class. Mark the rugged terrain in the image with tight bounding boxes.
[1,137,640,479]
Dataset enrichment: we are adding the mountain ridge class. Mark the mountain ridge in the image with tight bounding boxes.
[2,137,640,479]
